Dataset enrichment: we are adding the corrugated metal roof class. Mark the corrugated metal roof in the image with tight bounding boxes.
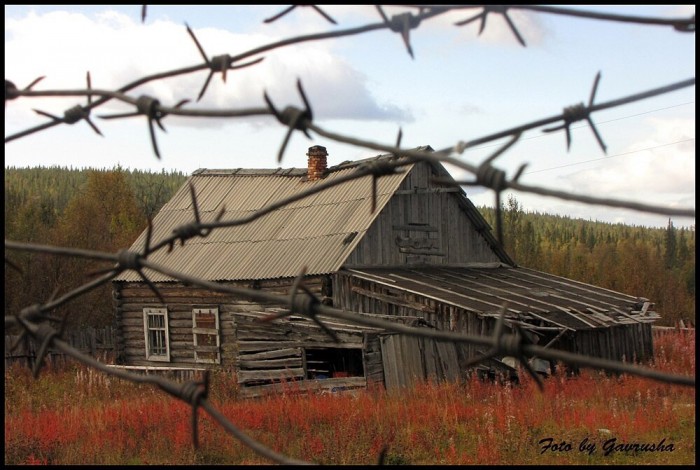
[344,266,660,330]
[116,155,413,282]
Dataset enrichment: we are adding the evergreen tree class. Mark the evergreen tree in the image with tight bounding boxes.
[664,218,677,269]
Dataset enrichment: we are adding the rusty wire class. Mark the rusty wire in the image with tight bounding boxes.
[4,4,696,466]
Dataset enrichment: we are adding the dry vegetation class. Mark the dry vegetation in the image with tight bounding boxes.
[4,330,694,465]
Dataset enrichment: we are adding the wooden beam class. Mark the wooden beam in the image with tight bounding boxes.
[238,357,303,369]
[394,188,461,194]
[392,224,439,232]
[238,348,302,360]
[237,367,305,384]
[239,376,366,398]
[351,286,434,313]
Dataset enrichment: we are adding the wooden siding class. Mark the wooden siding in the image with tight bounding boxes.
[345,161,500,267]
[363,333,384,388]
[380,334,463,391]
[563,323,654,363]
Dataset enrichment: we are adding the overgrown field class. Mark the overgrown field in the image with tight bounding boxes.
[4,331,695,465]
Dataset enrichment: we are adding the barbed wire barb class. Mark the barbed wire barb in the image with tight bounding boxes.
[5,76,45,104]
[454,5,526,47]
[542,71,607,153]
[449,132,523,246]
[32,71,103,136]
[258,266,340,343]
[167,183,225,253]
[370,128,404,214]
[263,5,337,25]
[263,78,314,163]
[376,6,422,59]
[456,304,544,390]
[185,23,265,102]
[98,96,189,158]
[673,14,695,32]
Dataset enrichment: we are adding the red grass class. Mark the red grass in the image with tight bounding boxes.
[4,330,695,465]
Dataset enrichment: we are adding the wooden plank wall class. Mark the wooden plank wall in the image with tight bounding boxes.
[5,327,116,368]
[234,310,365,385]
[336,273,656,372]
[381,334,424,390]
[344,162,500,267]
[363,333,384,387]
[334,273,487,339]
[239,377,367,399]
[559,322,654,363]
[380,334,464,391]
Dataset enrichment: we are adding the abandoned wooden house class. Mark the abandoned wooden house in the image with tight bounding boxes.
[112,145,660,396]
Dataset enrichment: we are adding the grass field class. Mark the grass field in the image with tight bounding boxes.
[4,330,695,465]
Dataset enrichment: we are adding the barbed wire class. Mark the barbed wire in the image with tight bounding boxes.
[4,4,696,465]
[5,75,695,222]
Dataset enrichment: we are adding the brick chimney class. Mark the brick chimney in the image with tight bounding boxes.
[307,145,328,181]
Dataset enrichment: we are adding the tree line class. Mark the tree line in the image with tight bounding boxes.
[4,167,695,329]
[5,166,187,329]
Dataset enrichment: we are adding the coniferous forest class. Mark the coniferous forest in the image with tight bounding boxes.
[4,167,695,329]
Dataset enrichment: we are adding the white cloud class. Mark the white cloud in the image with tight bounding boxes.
[566,117,695,197]
[441,114,695,229]
[4,8,411,137]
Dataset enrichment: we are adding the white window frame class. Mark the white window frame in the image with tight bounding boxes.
[193,307,221,364]
[143,307,170,362]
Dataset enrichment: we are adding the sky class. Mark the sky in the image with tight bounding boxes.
[4,5,696,229]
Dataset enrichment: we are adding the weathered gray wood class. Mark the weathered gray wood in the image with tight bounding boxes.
[380,334,425,391]
[394,188,461,195]
[238,341,362,351]
[423,339,439,381]
[434,339,461,382]
[238,357,303,369]
[239,348,302,361]
[237,367,305,384]
[351,286,434,314]
[239,376,366,398]
[392,224,439,232]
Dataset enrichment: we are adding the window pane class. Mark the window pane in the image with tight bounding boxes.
[196,333,216,346]
[195,312,216,329]
[150,330,166,355]
[149,314,164,329]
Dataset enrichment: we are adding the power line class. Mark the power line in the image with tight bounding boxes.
[462,101,695,152]
[525,138,695,175]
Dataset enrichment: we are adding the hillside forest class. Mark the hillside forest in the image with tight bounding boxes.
[4,166,695,329]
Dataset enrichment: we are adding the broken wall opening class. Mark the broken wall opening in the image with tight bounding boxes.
[305,347,364,379]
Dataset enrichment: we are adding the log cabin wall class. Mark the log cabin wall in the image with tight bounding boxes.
[234,311,369,398]
[344,162,501,267]
[112,277,324,368]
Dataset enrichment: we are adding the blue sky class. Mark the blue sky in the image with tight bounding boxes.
[4,5,695,229]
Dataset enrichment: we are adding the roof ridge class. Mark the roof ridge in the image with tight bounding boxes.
[191,145,434,176]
